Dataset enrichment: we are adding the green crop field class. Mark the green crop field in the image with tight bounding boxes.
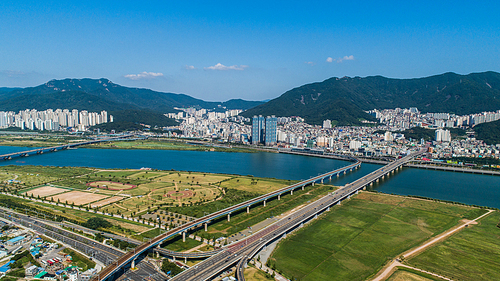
[387,268,439,281]
[268,192,485,281]
[407,211,500,281]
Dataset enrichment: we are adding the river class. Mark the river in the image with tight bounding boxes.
[0,146,499,208]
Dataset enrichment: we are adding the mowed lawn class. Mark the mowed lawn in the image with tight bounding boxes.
[407,211,500,281]
[269,192,482,281]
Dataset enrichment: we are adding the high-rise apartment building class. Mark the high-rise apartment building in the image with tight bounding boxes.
[252,115,277,146]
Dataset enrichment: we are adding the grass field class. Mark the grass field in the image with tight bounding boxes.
[387,268,437,281]
[244,265,275,281]
[407,211,500,281]
[268,192,484,281]
[220,177,293,194]
[86,139,256,153]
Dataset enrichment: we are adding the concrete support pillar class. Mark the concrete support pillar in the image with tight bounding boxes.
[312,182,315,186]
[329,175,332,180]
[247,206,250,213]
[300,223,303,228]
[290,190,293,195]
[337,173,340,178]
[302,185,304,190]
[263,200,266,207]
[337,201,341,205]
[344,170,346,174]
[204,223,207,231]
[321,178,323,184]
[327,207,330,211]
[282,233,286,239]
[184,257,187,263]
[350,168,352,172]
[131,259,136,268]
[156,251,159,258]
[182,232,186,242]
[173,256,176,261]
[278,194,281,200]
[355,190,358,194]
[227,213,231,222]
[363,186,366,190]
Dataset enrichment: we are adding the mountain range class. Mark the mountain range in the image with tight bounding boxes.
[242,71,500,125]
[0,78,264,113]
[1,71,500,128]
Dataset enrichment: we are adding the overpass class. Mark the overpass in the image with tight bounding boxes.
[170,148,426,281]
[0,134,136,161]
[92,156,362,281]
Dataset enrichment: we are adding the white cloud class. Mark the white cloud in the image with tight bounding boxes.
[204,63,248,71]
[185,65,196,70]
[305,61,315,66]
[326,55,355,63]
[124,72,164,80]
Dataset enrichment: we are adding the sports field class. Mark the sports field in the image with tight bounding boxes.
[90,196,125,208]
[269,192,485,281]
[49,191,108,205]
[25,185,68,197]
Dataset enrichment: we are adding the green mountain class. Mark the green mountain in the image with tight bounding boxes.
[241,71,500,125]
[0,78,263,112]
[474,119,500,145]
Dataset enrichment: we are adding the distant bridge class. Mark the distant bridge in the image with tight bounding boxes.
[0,134,136,161]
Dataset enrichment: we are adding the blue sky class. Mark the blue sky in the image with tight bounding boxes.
[1,1,499,101]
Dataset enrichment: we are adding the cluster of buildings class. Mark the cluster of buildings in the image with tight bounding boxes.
[0,109,111,131]
[368,108,500,131]
[171,106,500,160]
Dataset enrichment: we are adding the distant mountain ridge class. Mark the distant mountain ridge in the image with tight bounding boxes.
[0,78,264,112]
[241,71,500,125]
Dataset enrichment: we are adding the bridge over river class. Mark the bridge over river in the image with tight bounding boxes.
[92,147,425,281]
[0,134,137,161]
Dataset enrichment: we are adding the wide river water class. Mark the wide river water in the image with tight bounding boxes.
[0,146,499,208]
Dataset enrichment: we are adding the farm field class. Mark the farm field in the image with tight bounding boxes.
[387,269,437,281]
[407,211,500,281]
[268,192,487,281]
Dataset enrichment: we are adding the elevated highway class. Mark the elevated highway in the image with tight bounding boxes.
[0,134,135,161]
[92,156,362,281]
[170,148,425,281]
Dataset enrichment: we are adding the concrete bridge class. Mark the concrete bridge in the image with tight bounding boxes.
[0,134,135,161]
[91,156,362,281]
[171,149,426,281]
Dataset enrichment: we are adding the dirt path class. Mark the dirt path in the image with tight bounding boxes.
[376,261,454,281]
[371,209,494,281]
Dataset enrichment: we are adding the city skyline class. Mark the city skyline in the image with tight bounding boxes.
[1,1,499,101]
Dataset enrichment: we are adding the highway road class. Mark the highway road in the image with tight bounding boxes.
[92,156,362,281]
[172,149,425,281]
[0,208,168,280]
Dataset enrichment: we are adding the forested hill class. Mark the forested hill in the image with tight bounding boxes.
[474,119,500,145]
[241,71,500,125]
[0,78,264,112]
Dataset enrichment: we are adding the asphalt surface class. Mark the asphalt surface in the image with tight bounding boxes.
[172,149,426,281]
[0,208,166,280]
[93,156,362,281]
